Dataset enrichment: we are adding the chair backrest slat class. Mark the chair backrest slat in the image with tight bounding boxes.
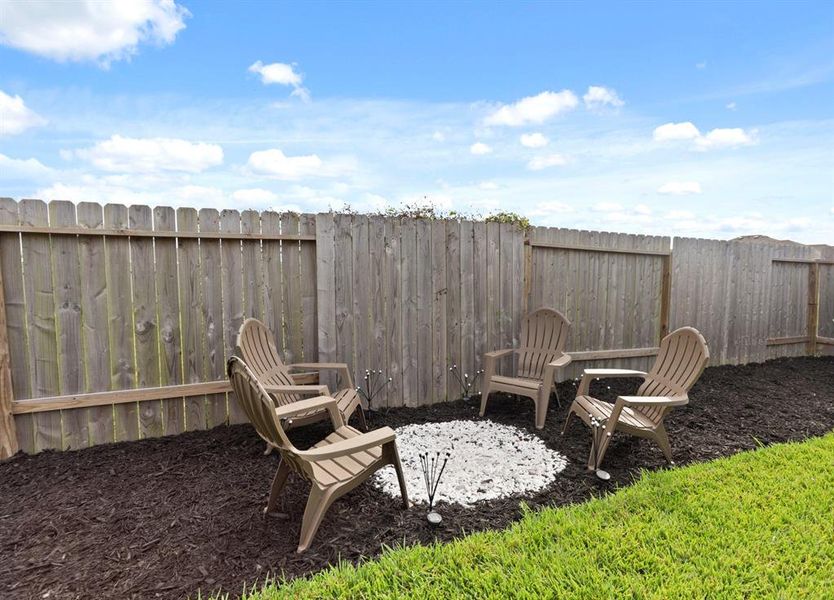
[517,308,571,380]
[237,318,301,405]
[636,327,709,423]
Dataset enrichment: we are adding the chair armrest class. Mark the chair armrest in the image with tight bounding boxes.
[583,368,647,378]
[301,427,396,461]
[264,384,330,396]
[287,362,353,389]
[618,395,688,408]
[288,362,349,371]
[577,369,646,396]
[548,354,572,368]
[274,395,337,419]
[484,348,514,359]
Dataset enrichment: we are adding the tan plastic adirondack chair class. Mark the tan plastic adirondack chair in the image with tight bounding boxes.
[236,318,366,434]
[563,326,709,469]
[227,356,409,553]
[480,308,572,429]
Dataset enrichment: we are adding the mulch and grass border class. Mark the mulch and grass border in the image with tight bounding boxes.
[1,356,832,600]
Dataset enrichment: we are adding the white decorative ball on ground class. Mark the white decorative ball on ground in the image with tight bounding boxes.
[374,419,567,507]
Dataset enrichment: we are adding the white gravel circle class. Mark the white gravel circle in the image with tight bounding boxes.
[374,419,567,507]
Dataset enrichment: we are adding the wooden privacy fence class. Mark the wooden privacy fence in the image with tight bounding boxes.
[0,198,831,458]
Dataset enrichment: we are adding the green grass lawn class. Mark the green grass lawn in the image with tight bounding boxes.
[235,433,834,599]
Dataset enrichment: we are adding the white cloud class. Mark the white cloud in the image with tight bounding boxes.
[667,209,696,220]
[583,86,624,110]
[527,154,568,170]
[653,121,701,142]
[470,142,492,155]
[653,121,756,150]
[696,61,708,70]
[478,181,499,190]
[174,184,226,204]
[0,153,53,178]
[527,201,574,216]
[484,90,578,127]
[248,61,302,86]
[593,202,624,212]
[520,132,549,148]
[634,203,652,215]
[695,127,757,150]
[0,90,46,136]
[432,131,446,142]
[657,181,702,195]
[0,0,188,65]
[232,188,278,204]
[73,135,223,173]
[726,102,737,111]
[245,148,354,180]
[248,60,310,101]
[35,177,225,207]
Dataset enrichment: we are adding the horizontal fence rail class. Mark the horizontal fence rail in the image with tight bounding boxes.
[0,197,831,458]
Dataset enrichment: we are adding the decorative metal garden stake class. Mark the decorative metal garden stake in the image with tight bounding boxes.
[448,364,484,401]
[419,451,451,524]
[589,415,611,481]
[356,369,392,423]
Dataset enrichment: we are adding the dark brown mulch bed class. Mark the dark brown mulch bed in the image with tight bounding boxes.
[1,356,833,600]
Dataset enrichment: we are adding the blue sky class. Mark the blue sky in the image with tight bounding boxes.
[1,0,832,242]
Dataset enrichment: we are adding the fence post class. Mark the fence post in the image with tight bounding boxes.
[0,258,19,459]
[659,252,672,341]
[523,235,533,314]
[807,262,820,356]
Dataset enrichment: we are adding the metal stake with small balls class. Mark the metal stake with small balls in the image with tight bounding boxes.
[356,369,392,424]
[419,451,450,525]
[448,364,484,401]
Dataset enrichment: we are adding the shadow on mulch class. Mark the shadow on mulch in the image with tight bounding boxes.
[1,356,833,600]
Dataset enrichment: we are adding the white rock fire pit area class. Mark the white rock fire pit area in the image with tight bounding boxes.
[374,419,567,507]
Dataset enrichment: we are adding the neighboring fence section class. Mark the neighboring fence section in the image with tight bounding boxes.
[316,214,523,409]
[0,197,831,458]
[527,226,670,378]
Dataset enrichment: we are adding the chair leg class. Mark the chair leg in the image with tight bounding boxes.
[264,458,291,514]
[297,485,336,553]
[388,442,410,508]
[479,382,493,417]
[535,388,549,430]
[356,403,368,432]
[654,425,674,464]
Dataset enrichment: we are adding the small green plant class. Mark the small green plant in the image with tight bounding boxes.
[485,211,530,230]
[326,200,532,229]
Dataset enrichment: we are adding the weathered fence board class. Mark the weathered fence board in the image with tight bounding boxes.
[21,200,61,451]
[154,206,184,437]
[299,214,318,362]
[1,199,33,455]
[177,207,207,432]
[0,198,830,456]
[104,204,139,443]
[199,208,228,428]
[50,201,86,450]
